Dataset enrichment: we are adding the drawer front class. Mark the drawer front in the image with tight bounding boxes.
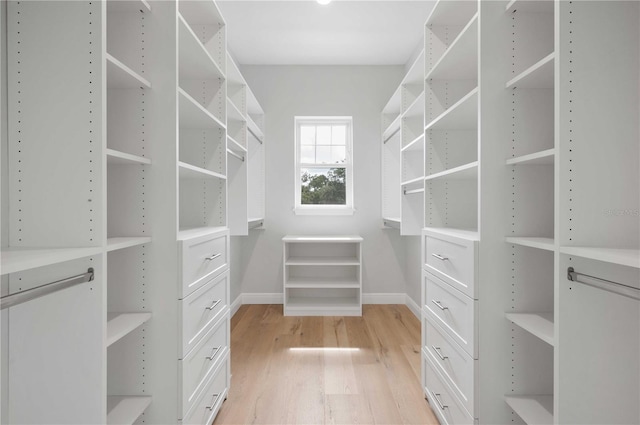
[425,353,475,425]
[182,354,229,424]
[180,271,229,357]
[425,271,477,358]
[424,232,477,299]
[425,318,476,416]
[181,231,229,297]
[180,311,229,418]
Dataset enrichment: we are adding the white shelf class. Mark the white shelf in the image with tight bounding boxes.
[177,226,227,241]
[426,14,478,81]
[425,161,478,181]
[424,227,480,241]
[401,176,425,187]
[506,0,554,14]
[286,257,360,266]
[506,149,555,166]
[1,247,103,276]
[106,237,151,252]
[285,277,360,289]
[178,14,225,80]
[107,396,152,425]
[506,53,555,89]
[225,52,245,86]
[283,235,363,243]
[402,91,425,118]
[506,237,555,251]
[426,0,478,26]
[227,135,247,154]
[401,49,425,86]
[402,134,425,152]
[286,296,360,309]
[178,88,226,130]
[382,114,402,142]
[107,0,151,14]
[382,86,402,116]
[178,161,226,180]
[560,247,640,269]
[179,0,225,26]
[505,395,554,425]
[227,98,246,122]
[506,313,554,346]
[106,313,152,347]
[425,88,478,131]
[106,54,151,89]
[106,149,151,166]
[247,114,265,141]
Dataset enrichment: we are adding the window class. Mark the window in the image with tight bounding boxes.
[294,116,354,215]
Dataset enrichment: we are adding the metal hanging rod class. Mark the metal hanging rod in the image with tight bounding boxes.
[247,127,263,144]
[383,219,400,230]
[567,267,640,301]
[404,187,425,195]
[1,268,95,310]
[383,127,400,144]
[227,149,245,162]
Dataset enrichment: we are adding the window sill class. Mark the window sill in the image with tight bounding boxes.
[294,206,355,216]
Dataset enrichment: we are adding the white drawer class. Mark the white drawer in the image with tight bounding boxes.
[180,271,229,358]
[179,311,229,418]
[181,353,229,424]
[425,318,477,416]
[180,230,229,298]
[424,271,477,358]
[424,353,475,425]
[424,230,477,299]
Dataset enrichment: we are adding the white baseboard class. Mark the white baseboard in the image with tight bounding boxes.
[230,294,243,317]
[405,294,421,320]
[235,292,421,321]
[242,293,284,304]
[362,293,406,304]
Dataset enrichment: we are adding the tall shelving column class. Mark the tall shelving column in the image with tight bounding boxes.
[1,2,105,423]
[421,2,480,424]
[177,1,227,237]
[226,52,266,235]
[556,1,639,424]
[423,1,478,238]
[246,82,266,230]
[500,1,556,423]
[381,87,402,230]
[104,1,155,423]
[400,50,425,236]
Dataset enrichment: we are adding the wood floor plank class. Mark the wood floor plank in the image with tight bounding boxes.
[214,304,437,425]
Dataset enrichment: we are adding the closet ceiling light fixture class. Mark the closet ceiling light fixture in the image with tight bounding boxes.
[317,0,332,5]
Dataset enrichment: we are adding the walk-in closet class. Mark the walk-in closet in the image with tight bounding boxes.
[1,1,638,424]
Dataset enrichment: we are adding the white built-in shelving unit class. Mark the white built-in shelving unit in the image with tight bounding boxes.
[381,49,426,235]
[1,1,235,423]
[419,1,639,425]
[283,236,362,316]
[226,53,266,235]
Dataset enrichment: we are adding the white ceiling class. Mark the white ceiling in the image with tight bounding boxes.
[217,0,436,65]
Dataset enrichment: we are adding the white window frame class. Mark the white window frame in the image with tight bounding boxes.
[294,116,354,215]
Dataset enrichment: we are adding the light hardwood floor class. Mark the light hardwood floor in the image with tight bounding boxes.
[213,304,439,425]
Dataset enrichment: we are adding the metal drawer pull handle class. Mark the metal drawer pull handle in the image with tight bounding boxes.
[431,300,448,310]
[206,253,222,261]
[433,393,448,410]
[205,393,220,411]
[206,346,221,360]
[432,253,448,261]
[432,345,448,361]
[205,299,222,311]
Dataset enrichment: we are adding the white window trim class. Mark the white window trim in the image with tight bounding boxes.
[294,116,354,215]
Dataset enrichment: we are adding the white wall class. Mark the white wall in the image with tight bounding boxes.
[234,65,407,298]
